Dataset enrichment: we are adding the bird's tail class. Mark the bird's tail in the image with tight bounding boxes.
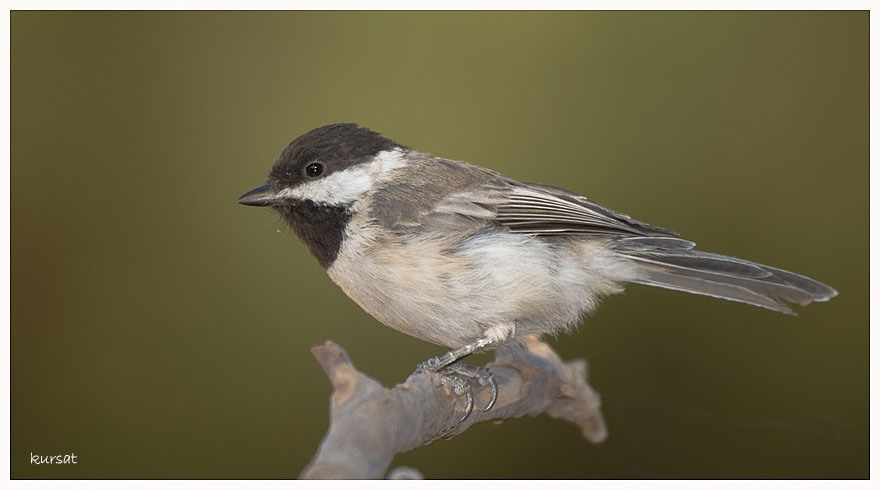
[610,236,837,314]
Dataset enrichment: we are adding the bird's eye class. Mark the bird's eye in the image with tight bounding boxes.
[305,162,324,178]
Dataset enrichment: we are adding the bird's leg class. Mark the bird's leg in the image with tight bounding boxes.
[416,336,493,372]
[415,323,514,421]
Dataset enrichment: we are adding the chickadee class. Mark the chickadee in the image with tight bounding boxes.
[239,123,837,413]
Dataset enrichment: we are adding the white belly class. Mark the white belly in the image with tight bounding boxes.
[327,227,635,348]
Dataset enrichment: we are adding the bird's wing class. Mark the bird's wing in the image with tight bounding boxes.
[491,182,679,237]
[370,155,677,239]
[428,175,679,238]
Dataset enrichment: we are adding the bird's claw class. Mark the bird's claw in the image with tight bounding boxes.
[417,360,498,422]
[439,374,475,422]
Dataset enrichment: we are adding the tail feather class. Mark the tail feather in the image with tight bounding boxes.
[611,237,838,315]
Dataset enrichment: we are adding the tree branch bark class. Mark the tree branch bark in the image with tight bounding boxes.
[300,335,606,479]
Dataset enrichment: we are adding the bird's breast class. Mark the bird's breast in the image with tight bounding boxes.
[326,223,633,348]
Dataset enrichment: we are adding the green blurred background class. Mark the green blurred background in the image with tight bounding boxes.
[11,11,867,479]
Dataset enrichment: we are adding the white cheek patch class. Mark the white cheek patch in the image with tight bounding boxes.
[278,165,374,205]
[278,149,407,206]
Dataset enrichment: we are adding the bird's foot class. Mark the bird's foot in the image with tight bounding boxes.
[416,359,497,422]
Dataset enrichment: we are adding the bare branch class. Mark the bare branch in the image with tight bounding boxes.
[300,335,606,479]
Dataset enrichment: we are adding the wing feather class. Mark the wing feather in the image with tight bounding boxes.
[494,184,678,237]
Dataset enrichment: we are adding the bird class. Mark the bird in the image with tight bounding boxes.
[238,122,837,416]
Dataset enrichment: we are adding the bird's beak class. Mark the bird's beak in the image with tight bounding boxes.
[237,184,279,207]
